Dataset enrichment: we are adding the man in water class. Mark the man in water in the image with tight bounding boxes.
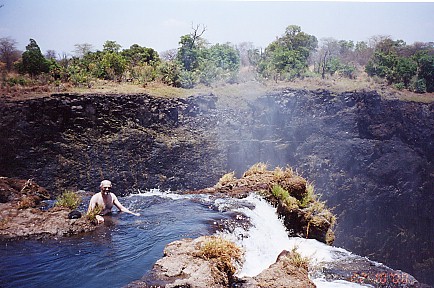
[87,180,140,224]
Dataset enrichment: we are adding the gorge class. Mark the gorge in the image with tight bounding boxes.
[0,87,432,285]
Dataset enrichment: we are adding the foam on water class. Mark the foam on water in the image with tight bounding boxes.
[136,188,193,200]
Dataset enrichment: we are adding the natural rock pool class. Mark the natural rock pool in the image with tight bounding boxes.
[0,191,229,287]
[0,190,420,288]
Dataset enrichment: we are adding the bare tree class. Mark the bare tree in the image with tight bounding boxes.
[160,49,178,61]
[189,23,207,48]
[45,49,57,60]
[368,35,392,49]
[237,42,258,67]
[73,43,93,58]
[314,37,340,79]
[0,37,21,71]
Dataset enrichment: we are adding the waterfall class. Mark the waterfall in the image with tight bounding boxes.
[137,190,372,287]
[215,194,369,288]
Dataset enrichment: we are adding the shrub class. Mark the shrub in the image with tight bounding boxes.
[394,82,405,90]
[7,75,30,86]
[179,70,197,88]
[288,247,310,269]
[410,77,427,93]
[272,184,298,210]
[86,204,103,224]
[198,236,242,275]
[298,182,316,208]
[55,191,82,210]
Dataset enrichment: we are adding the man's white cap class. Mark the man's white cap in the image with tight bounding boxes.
[100,180,112,188]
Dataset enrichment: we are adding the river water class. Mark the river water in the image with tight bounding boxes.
[0,190,368,288]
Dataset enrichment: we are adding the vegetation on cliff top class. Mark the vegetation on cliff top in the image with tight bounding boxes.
[1,24,433,102]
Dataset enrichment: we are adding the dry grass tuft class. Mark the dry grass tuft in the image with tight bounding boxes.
[17,195,39,209]
[288,247,310,269]
[272,166,294,181]
[243,162,268,177]
[215,171,237,189]
[198,236,242,275]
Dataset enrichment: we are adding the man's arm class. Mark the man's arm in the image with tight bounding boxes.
[112,194,140,216]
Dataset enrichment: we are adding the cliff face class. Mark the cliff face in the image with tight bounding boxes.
[0,90,432,285]
[0,93,225,195]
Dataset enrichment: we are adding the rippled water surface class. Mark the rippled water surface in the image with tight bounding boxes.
[1,192,372,288]
[0,193,229,288]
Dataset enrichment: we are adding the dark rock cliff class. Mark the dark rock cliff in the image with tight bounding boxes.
[0,90,432,285]
[0,93,225,195]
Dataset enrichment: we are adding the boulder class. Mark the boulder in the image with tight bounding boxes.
[0,177,96,239]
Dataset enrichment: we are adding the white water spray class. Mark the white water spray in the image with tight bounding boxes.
[216,194,369,288]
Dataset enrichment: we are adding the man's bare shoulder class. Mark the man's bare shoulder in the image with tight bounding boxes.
[90,193,102,201]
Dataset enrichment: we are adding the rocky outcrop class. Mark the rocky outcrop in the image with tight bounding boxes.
[0,177,50,206]
[191,164,335,245]
[239,249,316,288]
[126,237,315,288]
[0,177,96,239]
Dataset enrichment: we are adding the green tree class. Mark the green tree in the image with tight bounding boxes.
[100,52,126,80]
[394,57,417,87]
[365,51,396,81]
[103,40,121,53]
[121,44,160,67]
[158,60,182,87]
[177,25,207,72]
[365,37,432,91]
[18,39,49,77]
[258,25,317,81]
[415,52,434,92]
[196,43,240,85]
[208,43,240,72]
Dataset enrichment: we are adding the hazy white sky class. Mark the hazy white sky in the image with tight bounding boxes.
[1,0,433,56]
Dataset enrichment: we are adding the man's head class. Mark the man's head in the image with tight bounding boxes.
[100,180,112,195]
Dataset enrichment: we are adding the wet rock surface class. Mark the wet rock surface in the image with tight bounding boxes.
[0,93,223,196]
[319,255,428,288]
